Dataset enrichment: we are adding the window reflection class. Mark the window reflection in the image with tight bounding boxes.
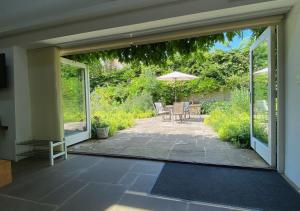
[253,40,269,144]
[61,63,87,136]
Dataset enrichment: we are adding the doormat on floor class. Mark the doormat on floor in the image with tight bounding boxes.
[151,163,300,211]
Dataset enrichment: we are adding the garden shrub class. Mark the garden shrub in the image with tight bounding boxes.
[201,101,230,114]
[204,88,251,148]
[90,86,154,138]
[92,110,135,136]
[66,39,257,144]
[218,112,250,148]
[122,91,154,113]
[91,108,154,137]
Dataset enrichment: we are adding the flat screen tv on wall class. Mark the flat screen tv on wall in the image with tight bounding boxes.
[0,53,8,89]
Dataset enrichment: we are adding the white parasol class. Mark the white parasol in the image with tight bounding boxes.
[157,71,198,101]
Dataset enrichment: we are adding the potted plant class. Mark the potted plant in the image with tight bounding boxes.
[93,117,110,139]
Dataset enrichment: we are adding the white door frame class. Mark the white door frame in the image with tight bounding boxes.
[250,26,276,167]
[58,19,286,171]
[276,22,285,173]
[61,57,91,146]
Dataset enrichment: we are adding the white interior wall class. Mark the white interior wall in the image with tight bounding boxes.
[0,48,16,160]
[0,47,32,160]
[0,46,63,160]
[27,47,63,141]
[13,47,32,156]
[284,0,300,189]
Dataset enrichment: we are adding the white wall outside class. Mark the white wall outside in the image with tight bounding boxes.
[284,0,300,188]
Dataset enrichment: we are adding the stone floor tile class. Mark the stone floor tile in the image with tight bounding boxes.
[0,195,55,211]
[130,161,164,175]
[189,203,250,211]
[56,183,126,211]
[69,116,269,168]
[0,171,71,201]
[110,193,187,211]
[76,157,136,183]
[118,173,140,187]
[129,174,158,193]
[39,179,87,205]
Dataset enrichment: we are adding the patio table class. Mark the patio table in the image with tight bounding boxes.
[165,104,201,115]
[189,104,201,115]
[165,105,174,112]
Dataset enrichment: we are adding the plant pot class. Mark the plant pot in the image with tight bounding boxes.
[96,127,109,139]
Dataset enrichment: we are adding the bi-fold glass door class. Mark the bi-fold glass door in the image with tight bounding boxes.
[250,27,276,167]
[61,58,91,146]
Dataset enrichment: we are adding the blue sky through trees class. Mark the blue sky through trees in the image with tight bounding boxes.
[212,29,253,51]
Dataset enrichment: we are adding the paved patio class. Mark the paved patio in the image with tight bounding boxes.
[0,155,255,211]
[69,116,269,168]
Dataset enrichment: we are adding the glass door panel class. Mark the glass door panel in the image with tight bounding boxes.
[250,27,276,167]
[252,40,269,144]
[61,58,90,146]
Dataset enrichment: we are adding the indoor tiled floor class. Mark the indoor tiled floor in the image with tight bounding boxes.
[69,116,268,168]
[0,155,252,211]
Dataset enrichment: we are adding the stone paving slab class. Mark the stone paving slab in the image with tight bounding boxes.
[0,155,255,211]
[69,116,269,168]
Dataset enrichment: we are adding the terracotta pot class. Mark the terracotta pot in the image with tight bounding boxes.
[96,127,109,139]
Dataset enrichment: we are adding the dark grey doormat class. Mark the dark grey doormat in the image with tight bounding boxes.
[151,163,300,211]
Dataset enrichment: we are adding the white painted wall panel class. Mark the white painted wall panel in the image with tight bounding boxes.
[284,0,300,188]
[0,48,16,160]
[27,47,63,141]
[13,47,32,156]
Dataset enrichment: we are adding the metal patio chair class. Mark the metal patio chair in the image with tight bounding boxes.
[183,101,191,119]
[173,102,185,122]
[154,102,171,120]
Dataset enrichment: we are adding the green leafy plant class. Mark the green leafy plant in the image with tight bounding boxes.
[62,31,266,145]
[93,117,109,128]
[201,101,230,114]
[204,88,251,148]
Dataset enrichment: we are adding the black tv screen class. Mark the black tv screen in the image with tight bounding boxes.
[0,53,8,89]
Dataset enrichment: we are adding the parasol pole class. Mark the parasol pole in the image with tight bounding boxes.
[174,78,177,102]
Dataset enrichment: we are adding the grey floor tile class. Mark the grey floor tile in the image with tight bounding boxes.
[118,173,139,187]
[39,179,87,205]
[57,183,126,211]
[130,161,164,175]
[119,147,169,159]
[77,157,136,183]
[129,174,158,193]
[113,193,187,211]
[189,203,245,211]
[168,151,205,163]
[145,141,174,148]
[7,155,96,185]
[51,155,102,177]
[0,171,71,201]
[0,195,55,211]
[11,158,53,180]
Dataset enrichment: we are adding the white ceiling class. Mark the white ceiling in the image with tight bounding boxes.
[0,0,273,36]
[0,0,182,36]
[0,0,296,50]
